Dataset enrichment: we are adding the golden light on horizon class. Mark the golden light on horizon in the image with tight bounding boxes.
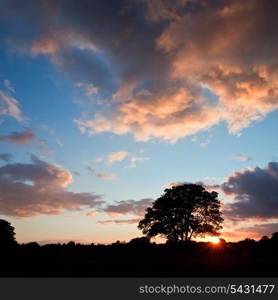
[210,237,220,245]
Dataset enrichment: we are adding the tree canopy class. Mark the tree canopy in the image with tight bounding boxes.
[138,183,223,242]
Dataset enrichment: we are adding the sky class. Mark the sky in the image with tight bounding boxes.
[0,0,278,244]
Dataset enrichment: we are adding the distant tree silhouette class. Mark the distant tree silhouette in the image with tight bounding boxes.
[128,237,150,246]
[271,232,278,241]
[260,235,269,241]
[0,219,17,248]
[218,238,226,244]
[67,241,76,247]
[138,184,223,242]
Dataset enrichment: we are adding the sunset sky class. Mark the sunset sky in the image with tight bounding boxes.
[0,0,278,244]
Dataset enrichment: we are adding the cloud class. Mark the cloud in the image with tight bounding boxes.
[75,82,98,100]
[200,141,210,147]
[37,139,54,155]
[3,80,15,93]
[87,166,117,180]
[0,129,53,154]
[103,198,153,216]
[40,124,55,135]
[0,129,36,145]
[232,154,251,161]
[86,211,96,217]
[94,157,104,163]
[237,223,278,238]
[2,0,278,141]
[94,151,129,165]
[96,172,117,180]
[0,155,103,217]
[108,151,129,164]
[128,156,150,168]
[0,91,24,122]
[56,138,64,148]
[152,0,278,134]
[222,223,278,241]
[73,0,278,141]
[98,218,140,225]
[95,151,148,168]
[214,162,278,220]
[164,181,188,189]
[76,86,220,142]
[0,153,12,163]
[31,29,117,97]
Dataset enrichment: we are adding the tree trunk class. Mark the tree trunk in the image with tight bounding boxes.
[184,211,192,241]
[188,229,194,241]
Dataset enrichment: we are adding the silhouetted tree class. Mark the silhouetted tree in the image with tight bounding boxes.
[260,235,269,241]
[67,241,76,247]
[0,219,17,248]
[271,232,278,241]
[219,238,226,245]
[138,184,223,242]
[128,237,150,246]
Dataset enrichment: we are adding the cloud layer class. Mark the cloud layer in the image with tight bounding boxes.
[0,155,103,217]
[213,162,278,220]
[103,198,153,216]
[0,153,12,163]
[1,0,278,141]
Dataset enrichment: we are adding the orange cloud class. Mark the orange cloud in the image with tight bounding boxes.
[154,0,278,135]
[3,0,278,142]
[77,86,220,142]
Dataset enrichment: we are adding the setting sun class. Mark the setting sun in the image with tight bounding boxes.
[210,237,220,245]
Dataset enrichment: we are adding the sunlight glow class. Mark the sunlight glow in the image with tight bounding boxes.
[210,237,220,244]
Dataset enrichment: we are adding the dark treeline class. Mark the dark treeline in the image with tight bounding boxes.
[1,234,278,277]
[1,181,278,278]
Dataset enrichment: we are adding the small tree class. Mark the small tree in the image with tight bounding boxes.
[138,183,223,242]
[0,219,17,247]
